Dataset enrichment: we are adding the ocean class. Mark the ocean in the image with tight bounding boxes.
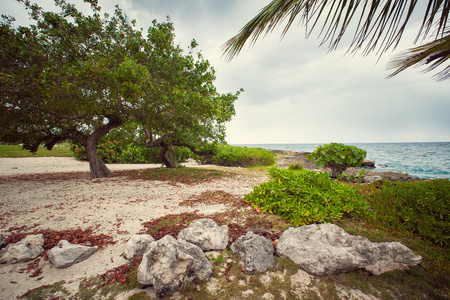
[233,142,450,179]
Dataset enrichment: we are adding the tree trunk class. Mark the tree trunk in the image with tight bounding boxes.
[86,138,113,178]
[160,144,176,168]
[85,116,122,178]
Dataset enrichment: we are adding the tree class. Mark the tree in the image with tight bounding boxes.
[222,0,449,80]
[128,21,241,168]
[1,0,240,177]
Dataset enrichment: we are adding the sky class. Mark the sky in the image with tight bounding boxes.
[3,0,450,144]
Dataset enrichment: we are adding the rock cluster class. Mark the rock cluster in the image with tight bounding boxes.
[0,219,422,298]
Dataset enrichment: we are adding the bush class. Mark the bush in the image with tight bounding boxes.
[245,168,369,225]
[359,179,450,246]
[211,145,275,167]
[70,140,122,163]
[71,141,192,165]
[288,162,303,170]
[306,143,367,178]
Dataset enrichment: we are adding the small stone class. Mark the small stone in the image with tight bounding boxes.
[48,240,98,269]
[0,234,44,264]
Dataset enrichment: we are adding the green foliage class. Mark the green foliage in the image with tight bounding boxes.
[197,144,275,167]
[71,140,192,165]
[288,162,303,170]
[306,143,367,177]
[245,168,369,225]
[359,179,450,247]
[338,169,366,184]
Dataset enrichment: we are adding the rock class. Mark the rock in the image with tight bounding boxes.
[124,234,154,259]
[47,240,98,269]
[138,235,212,298]
[177,218,228,251]
[0,234,44,264]
[0,237,3,248]
[230,231,275,274]
[277,223,421,276]
[361,160,375,168]
[364,175,383,184]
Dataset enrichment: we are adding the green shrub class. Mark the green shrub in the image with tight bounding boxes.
[288,162,303,170]
[70,140,122,163]
[211,144,275,167]
[360,179,450,246]
[245,168,369,225]
[71,141,192,165]
[306,143,367,178]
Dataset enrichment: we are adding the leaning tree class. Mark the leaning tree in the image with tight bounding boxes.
[1,0,240,176]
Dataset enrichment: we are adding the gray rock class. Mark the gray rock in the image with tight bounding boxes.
[277,223,421,276]
[138,235,212,298]
[177,218,229,251]
[231,231,275,274]
[47,240,98,268]
[124,234,154,259]
[0,237,3,248]
[361,160,375,168]
[364,175,383,184]
[0,234,44,264]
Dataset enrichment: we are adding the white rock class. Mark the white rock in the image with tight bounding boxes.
[124,234,154,259]
[177,218,229,251]
[0,234,44,264]
[138,235,212,298]
[47,240,98,269]
[277,223,421,276]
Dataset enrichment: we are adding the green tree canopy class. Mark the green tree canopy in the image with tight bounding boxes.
[222,0,449,80]
[1,0,240,177]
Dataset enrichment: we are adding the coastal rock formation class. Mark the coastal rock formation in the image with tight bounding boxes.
[137,235,212,298]
[47,240,98,269]
[231,231,275,274]
[124,234,155,260]
[177,218,228,251]
[277,223,422,276]
[0,234,44,264]
[361,160,375,168]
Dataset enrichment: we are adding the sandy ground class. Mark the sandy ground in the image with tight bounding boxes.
[0,157,266,299]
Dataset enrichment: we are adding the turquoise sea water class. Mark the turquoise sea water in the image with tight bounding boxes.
[233,142,450,179]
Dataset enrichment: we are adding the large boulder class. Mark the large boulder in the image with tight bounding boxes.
[0,234,44,264]
[138,235,212,298]
[277,223,421,276]
[47,240,98,269]
[124,234,154,260]
[177,218,228,251]
[231,231,275,274]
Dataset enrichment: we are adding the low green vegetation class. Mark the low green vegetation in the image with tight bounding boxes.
[358,179,450,247]
[71,140,192,165]
[196,144,276,167]
[0,145,73,158]
[306,143,367,178]
[245,168,369,225]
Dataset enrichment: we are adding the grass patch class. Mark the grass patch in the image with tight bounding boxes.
[123,167,233,184]
[0,145,73,158]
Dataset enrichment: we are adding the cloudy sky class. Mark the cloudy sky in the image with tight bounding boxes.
[4,0,450,144]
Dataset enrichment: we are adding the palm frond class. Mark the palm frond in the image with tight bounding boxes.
[222,0,450,61]
[387,32,450,80]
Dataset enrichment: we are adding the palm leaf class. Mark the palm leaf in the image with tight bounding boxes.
[222,0,449,61]
[387,32,450,80]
